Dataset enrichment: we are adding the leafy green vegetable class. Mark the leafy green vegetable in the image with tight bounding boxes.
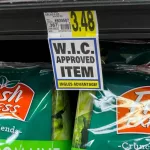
[52,90,72,140]
[72,91,96,148]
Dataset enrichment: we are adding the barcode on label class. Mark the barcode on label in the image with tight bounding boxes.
[60,24,71,30]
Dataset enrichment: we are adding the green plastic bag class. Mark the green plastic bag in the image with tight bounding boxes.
[0,62,71,150]
[72,43,150,150]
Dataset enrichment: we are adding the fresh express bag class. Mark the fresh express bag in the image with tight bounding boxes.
[0,62,71,150]
[72,43,150,150]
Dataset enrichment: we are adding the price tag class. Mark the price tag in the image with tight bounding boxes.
[44,11,103,90]
[69,11,97,37]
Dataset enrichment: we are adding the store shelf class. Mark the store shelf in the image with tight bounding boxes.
[1,1,150,40]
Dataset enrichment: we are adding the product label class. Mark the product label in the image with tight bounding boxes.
[71,148,84,150]
[0,76,34,121]
[117,86,150,134]
[118,142,150,150]
[45,11,103,90]
[0,140,71,150]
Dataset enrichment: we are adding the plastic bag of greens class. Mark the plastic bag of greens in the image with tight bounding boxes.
[100,41,150,65]
[0,62,72,150]
[72,45,150,150]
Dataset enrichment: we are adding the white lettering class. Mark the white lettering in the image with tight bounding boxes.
[0,85,22,103]
[2,104,12,112]
[11,105,20,113]
[121,142,150,150]
[5,127,10,132]
[1,126,4,131]
[0,91,12,101]
[10,126,15,134]
[8,85,22,102]
[0,103,20,113]
[127,91,150,128]
[122,142,129,149]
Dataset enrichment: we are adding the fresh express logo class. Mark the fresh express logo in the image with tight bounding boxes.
[117,86,150,134]
[0,76,34,121]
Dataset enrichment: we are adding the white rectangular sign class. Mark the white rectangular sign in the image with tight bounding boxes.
[45,11,103,90]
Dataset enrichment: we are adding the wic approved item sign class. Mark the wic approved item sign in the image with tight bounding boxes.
[49,38,102,89]
[45,11,103,90]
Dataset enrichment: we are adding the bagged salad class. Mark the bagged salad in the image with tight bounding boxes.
[0,62,72,150]
[72,42,150,150]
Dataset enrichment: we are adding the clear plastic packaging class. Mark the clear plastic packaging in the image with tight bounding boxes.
[72,42,150,150]
[0,62,72,150]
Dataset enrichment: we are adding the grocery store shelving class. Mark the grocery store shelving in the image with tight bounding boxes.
[1,1,150,40]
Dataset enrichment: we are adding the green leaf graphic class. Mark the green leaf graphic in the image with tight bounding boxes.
[0,76,7,86]
[7,80,20,88]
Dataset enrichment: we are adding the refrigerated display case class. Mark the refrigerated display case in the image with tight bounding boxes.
[0,1,150,150]
[0,0,150,40]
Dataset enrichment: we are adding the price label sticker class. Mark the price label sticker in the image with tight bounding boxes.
[44,11,103,90]
[44,11,97,38]
[69,11,97,37]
